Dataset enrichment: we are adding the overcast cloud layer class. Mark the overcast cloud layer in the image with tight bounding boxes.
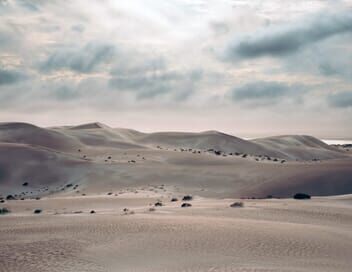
[0,0,351,138]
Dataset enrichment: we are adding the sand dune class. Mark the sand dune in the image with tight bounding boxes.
[1,122,352,271]
[0,122,351,199]
[254,135,345,160]
[69,122,111,130]
[0,122,82,151]
[0,122,347,160]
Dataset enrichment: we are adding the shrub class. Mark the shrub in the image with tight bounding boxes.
[182,195,193,201]
[6,195,15,200]
[230,202,244,208]
[293,193,311,200]
[181,203,192,208]
[34,209,42,214]
[0,208,10,215]
[154,202,163,207]
[22,182,29,186]
[90,210,96,214]
[171,198,178,202]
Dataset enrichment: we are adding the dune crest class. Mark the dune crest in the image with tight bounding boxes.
[69,122,110,130]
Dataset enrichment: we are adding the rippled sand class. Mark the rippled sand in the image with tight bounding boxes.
[1,193,351,272]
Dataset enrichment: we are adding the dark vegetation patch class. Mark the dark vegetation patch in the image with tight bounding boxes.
[182,195,193,201]
[230,202,244,208]
[0,207,10,215]
[6,195,15,200]
[293,193,311,200]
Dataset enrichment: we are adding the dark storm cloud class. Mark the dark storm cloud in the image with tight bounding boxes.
[327,91,352,108]
[230,81,304,105]
[0,69,25,85]
[40,43,115,73]
[226,12,352,59]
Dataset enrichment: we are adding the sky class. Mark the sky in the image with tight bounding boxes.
[0,0,351,138]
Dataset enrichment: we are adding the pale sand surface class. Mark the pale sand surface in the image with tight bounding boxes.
[1,122,352,271]
[1,194,352,272]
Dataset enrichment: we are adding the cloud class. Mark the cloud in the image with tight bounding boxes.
[17,0,40,11]
[229,81,305,105]
[109,56,203,100]
[225,12,352,59]
[0,69,25,85]
[40,42,115,73]
[71,24,85,33]
[327,91,352,108]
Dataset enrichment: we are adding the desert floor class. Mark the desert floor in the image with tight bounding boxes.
[1,123,352,271]
[1,191,352,272]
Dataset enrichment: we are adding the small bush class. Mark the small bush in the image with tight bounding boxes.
[154,202,163,207]
[293,193,311,200]
[0,208,10,215]
[34,209,42,214]
[181,203,192,208]
[6,195,15,200]
[22,182,29,186]
[171,198,178,202]
[182,195,193,201]
[230,202,244,208]
[90,210,96,214]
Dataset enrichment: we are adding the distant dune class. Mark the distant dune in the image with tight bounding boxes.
[0,122,351,198]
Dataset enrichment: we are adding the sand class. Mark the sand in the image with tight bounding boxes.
[1,194,352,272]
[0,122,352,271]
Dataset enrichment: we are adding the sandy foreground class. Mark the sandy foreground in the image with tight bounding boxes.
[1,191,352,272]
